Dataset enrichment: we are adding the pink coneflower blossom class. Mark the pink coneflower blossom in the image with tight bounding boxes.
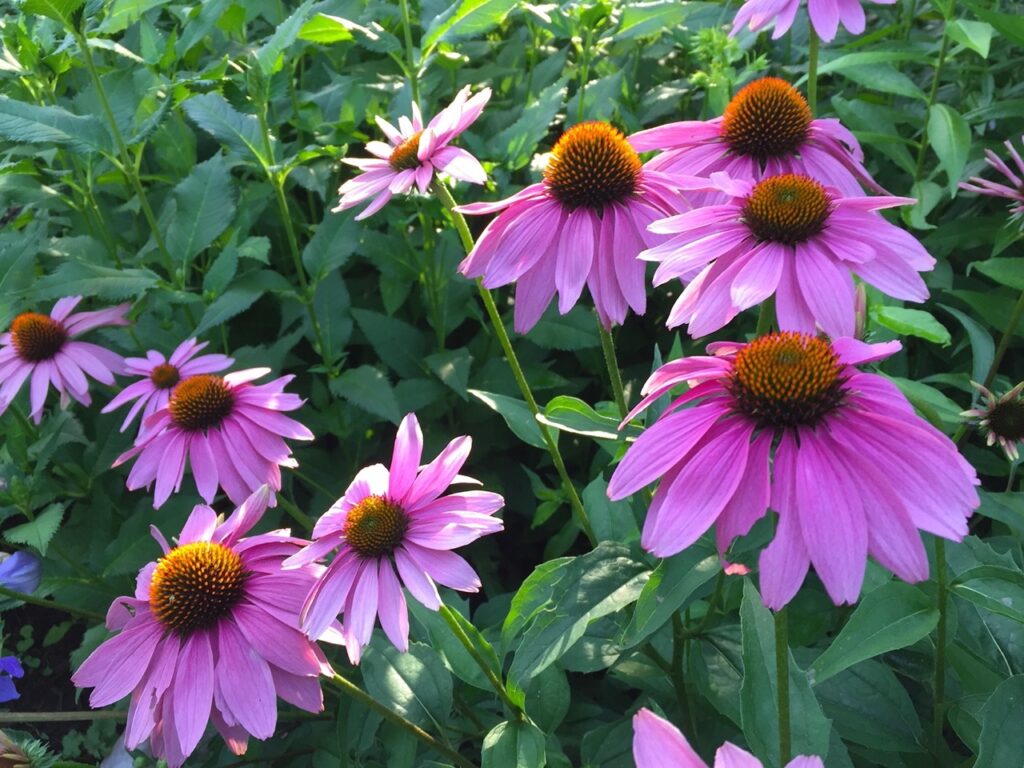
[607,332,979,610]
[101,338,233,434]
[457,121,686,331]
[959,135,1024,216]
[633,708,823,768]
[73,488,334,768]
[962,381,1024,461]
[285,412,504,664]
[643,172,932,338]
[731,0,896,42]
[0,296,129,424]
[113,369,313,509]
[333,85,491,220]
[630,78,882,197]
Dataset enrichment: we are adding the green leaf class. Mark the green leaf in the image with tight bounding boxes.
[298,13,356,43]
[408,602,500,692]
[975,675,1024,768]
[256,0,314,75]
[332,365,401,424]
[21,0,82,27]
[530,307,601,350]
[952,566,1024,624]
[425,349,472,399]
[816,51,930,76]
[740,580,832,765]
[961,1,1024,47]
[482,720,546,768]
[194,269,289,335]
[871,306,951,345]
[837,64,926,100]
[581,476,639,545]
[4,503,63,556]
[0,96,113,154]
[614,1,690,39]
[362,642,452,731]
[96,0,168,33]
[351,309,427,379]
[928,104,971,195]
[302,212,359,281]
[493,79,566,171]
[182,93,270,166]
[938,303,994,384]
[0,228,40,326]
[423,0,518,52]
[505,542,648,688]
[970,258,1024,290]
[888,376,963,429]
[32,261,158,301]
[538,396,624,441]
[165,154,235,264]
[947,19,993,58]
[811,582,939,685]
[468,389,545,449]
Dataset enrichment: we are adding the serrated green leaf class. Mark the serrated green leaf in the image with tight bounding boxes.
[482,720,546,768]
[97,0,168,34]
[362,642,452,731]
[425,349,472,399]
[255,0,314,75]
[952,566,1024,624]
[298,13,356,43]
[493,79,566,171]
[468,389,545,448]
[182,93,270,166]
[165,154,236,264]
[22,0,82,27]
[0,228,40,326]
[351,309,427,379]
[302,212,359,281]
[0,96,113,154]
[975,675,1024,768]
[871,306,951,345]
[32,262,158,301]
[5,503,63,556]
[194,270,290,335]
[423,0,518,52]
[614,1,690,39]
[928,104,971,195]
[332,365,401,423]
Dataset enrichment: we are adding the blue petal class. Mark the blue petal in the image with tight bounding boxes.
[0,677,19,703]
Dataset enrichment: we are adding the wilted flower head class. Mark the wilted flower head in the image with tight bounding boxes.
[0,552,41,595]
[608,333,979,609]
[73,488,333,768]
[633,708,823,767]
[631,77,882,198]
[962,381,1024,461]
[643,172,932,338]
[458,121,686,331]
[0,296,129,424]
[731,0,896,42]
[113,368,313,508]
[334,85,491,219]
[102,338,233,434]
[285,413,504,664]
[959,135,1024,216]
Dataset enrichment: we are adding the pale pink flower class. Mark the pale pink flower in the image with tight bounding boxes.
[333,85,491,219]
[959,135,1024,215]
[644,172,932,338]
[72,488,334,768]
[731,0,896,42]
[101,338,233,434]
[0,296,129,423]
[113,368,313,509]
[285,413,504,664]
[608,332,979,609]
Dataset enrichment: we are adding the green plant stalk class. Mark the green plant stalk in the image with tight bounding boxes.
[597,319,628,419]
[670,612,691,723]
[275,493,313,531]
[913,27,951,182]
[71,30,175,282]
[754,296,775,337]
[807,28,820,115]
[0,711,126,723]
[399,0,420,107]
[931,537,948,755]
[432,181,597,545]
[775,607,791,764]
[439,605,523,717]
[0,585,104,622]
[328,673,475,768]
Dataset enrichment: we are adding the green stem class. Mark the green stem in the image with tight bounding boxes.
[807,28,820,116]
[754,297,775,337]
[775,607,791,765]
[576,30,591,123]
[932,538,948,756]
[328,673,475,768]
[439,605,523,717]
[670,613,690,721]
[596,319,628,419]
[432,180,597,545]
[275,493,313,532]
[0,585,104,621]
[914,26,951,182]
[0,711,126,723]
[399,0,420,107]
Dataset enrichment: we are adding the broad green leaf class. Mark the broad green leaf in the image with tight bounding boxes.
[810,582,939,685]
[298,13,356,43]
[97,0,168,33]
[614,1,690,39]
[871,306,951,345]
[194,269,290,335]
[174,0,231,55]
[482,720,546,768]
[182,93,270,166]
[493,79,566,171]
[538,395,626,441]
[961,1,1024,47]
[888,376,962,429]
[0,228,40,326]
[975,676,1024,768]
[529,307,600,350]
[928,104,971,195]
[425,349,471,399]
[952,566,1024,624]
[4,503,63,556]
[838,64,926,100]
[525,666,570,731]
[816,50,930,75]
[505,542,648,688]
[33,262,159,301]
[938,303,994,383]
[331,365,402,424]
[351,309,427,379]
[362,642,452,731]
[423,0,518,52]
[581,476,639,545]
[740,581,832,766]
[0,96,113,154]
[302,212,359,281]
[165,154,235,264]
[256,0,314,75]
[468,389,545,449]
[22,0,82,27]
[407,601,500,692]
[970,257,1024,290]
[947,19,994,58]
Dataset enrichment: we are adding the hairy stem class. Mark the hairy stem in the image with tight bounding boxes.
[597,319,628,419]
[0,585,104,622]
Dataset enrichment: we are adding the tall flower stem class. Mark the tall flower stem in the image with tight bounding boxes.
[597,320,628,419]
[328,673,475,768]
[914,25,951,182]
[0,585,104,622]
[806,28,820,115]
[439,605,524,718]
[755,297,775,337]
[775,607,792,764]
[399,0,420,107]
[432,180,597,545]
[931,537,948,756]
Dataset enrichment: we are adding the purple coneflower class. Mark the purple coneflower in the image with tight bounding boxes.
[731,0,896,42]
[630,77,882,197]
[633,708,823,767]
[643,172,932,338]
[73,488,333,768]
[102,338,233,434]
[962,381,1024,461]
[286,413,504,664]
[959,135,1024,216]
[458,121,685,331]
[0,296,128,423]
[334,85,491,219]
[113,368,313,508]
[607,332,979,609]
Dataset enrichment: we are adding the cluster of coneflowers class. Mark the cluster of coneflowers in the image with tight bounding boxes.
[1,0,1022,764]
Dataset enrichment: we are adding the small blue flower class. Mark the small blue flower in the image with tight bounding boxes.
[0,657,24,703]
[0,552,41,595]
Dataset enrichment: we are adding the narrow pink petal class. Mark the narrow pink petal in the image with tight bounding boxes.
[407,436,471,510]
[402,544,480,593]
[389,413,423,504]
[345,558,379,653]
[796,238,855,338]
[179,504,218,545]
[632,709,707,768]
[394,546,441,609]
[215,620,277,739]
[172,632,215,756]
[555,209,596,313]
[376,560,410,652]
[715,430,772,555]
[714,743,762,768]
